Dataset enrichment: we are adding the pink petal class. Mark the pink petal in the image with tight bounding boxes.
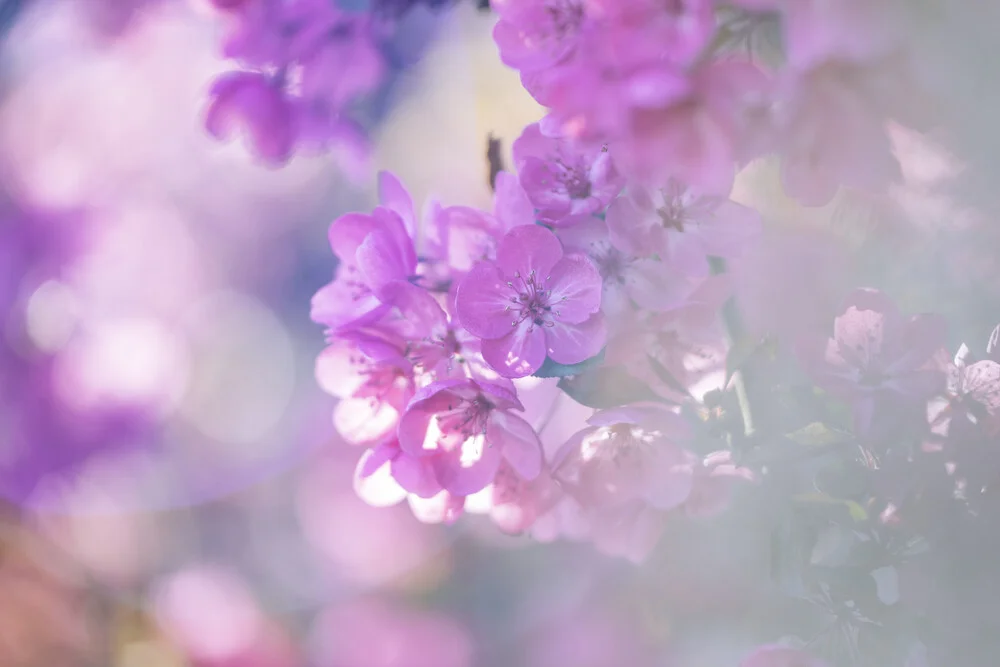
[334,398,399,446]
[545,314,607,365]
[309,276,388,331]
[605,195,661,258]
[641,446,696,510]
[390,450,443,499]
[432,440,503,496]
[408,491,465,525]
[624,259,695,312]
[377,171,417,237]
[494,171,535,230]
[327,212,378,263]
[546,253,604,324]
[455,261,516,339]
[356,229,411,293]
[488,412,542,480]
[511,122,555,167]
[495,224,564,282]
[481,324,548,378]
[626,65,692,108]
[354,444,408,507]
[315,339,366,398]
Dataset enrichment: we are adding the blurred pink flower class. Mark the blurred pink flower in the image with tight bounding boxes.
[776,64,901,206]
[798,288,946,433]
[606,179,760,275]
[311,597,473,667]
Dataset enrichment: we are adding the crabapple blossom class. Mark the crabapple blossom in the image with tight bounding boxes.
[512,122,623,225]
[798,289,947,434]
[397,379,543,496]
[605,179,761,275]
[455,224,606,378]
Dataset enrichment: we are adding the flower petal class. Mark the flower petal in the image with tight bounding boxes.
[377,171,416,237]
[455,261,516,339]
[488,412,542,481]
[354,443,408,507]
[545,314,607,365]
[495,224,564,282]
[481,325,547,378]
[547,253,603,324]
[432,438,503,496]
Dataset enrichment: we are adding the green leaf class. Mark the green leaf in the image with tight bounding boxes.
[785,422,852,447]
[533,348,606,379]
[557,365,665,409]
[792,493,869,522]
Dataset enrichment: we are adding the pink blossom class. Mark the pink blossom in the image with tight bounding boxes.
[316,331,414,446]
[798,289,946,433]
[606,180,760,275]
[492,0,593,72]
[355,438,443,503]
[310,597,473,667]
[776,64,900,206]
[208,0,385,165]
[941,344,1000,433]
[512,123,623,225]
[557,218,701,324]
[397,379,543,496]
[553,404,696,513]
[311,206,418,333]
[489,460,564,535]
[605,276,730,401]
[455,225,606,378]
[740,645,827,667]
[205,72,296,166]
[733,0,900,70]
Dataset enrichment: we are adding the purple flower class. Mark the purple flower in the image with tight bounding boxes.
[207,0,386,166]
[605,179,761,276]
[315,329,415,446]
[455,224,606,378]
[512,122,622,225]
[205,72,296,166]
[310,206,418,334]
[492,0,591,72]
[557,217,701,323]
[799,289,947,433]
[397,379,543,496]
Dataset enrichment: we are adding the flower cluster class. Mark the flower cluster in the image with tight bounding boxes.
[312,118,765,559]
[203,0,389,167]
[493,0,925,206]
[298,2,1000,664]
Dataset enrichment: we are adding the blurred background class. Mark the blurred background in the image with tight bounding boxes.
[2,0,1000,665]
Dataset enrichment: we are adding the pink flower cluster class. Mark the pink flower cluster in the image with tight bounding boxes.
[311,122,762,559]
[204,0,386,167]
[493,0,924,206]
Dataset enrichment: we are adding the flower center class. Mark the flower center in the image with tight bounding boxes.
[555,160,592,200]
[657,198,687,232]
[504,269,561,330]
[438,394,494,442]
[583,423,657,466]
[544,1,584,40]
[593,245,632,285]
